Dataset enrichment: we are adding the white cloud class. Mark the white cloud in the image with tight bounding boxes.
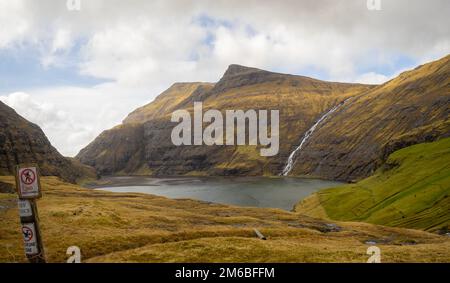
[0,84,158,156]
[52,28,73,53]
[353,72,389,85]
[0,0,30,48]
[0,92,67,126]
[0,92,75,154]
[3,0,449,83]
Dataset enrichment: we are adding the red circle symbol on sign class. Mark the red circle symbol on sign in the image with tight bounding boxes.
[22,226,33,242]
[20,169,36,185]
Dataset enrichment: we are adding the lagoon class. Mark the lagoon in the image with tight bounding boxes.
[92,176,342,211]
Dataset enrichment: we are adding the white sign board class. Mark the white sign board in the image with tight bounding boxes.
[18,199,33,217]
[17,167,41,199]
[22,223,38,255]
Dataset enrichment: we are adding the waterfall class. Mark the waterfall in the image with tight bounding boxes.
[281,99,349,176]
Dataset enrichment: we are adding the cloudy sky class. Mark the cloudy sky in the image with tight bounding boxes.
[0,0,449,156]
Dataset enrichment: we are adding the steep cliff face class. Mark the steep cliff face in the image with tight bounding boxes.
[0,101,96,183]
[76,123,147,175]
[76,65,372,176]
[289,55,450,181]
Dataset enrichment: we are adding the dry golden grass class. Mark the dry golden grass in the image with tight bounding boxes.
[1,176,449,263]
[89,236,450,263]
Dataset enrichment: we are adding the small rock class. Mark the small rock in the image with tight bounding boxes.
[0,181,15,194]
[400,239,417,245]
[287,223,306,229]
[365,241,377,245]
[320,223,342,233]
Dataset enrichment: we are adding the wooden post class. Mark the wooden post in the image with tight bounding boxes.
[15,165,46,263]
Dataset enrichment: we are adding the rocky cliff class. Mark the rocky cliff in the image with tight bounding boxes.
[289,55,450,181]
[0,101,96,183]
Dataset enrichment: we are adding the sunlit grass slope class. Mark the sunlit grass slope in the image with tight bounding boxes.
[296,138,450,232]
[1,176,449,262]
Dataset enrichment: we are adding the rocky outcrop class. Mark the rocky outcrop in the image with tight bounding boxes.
[76,123,147,175]
[0,181,15,194]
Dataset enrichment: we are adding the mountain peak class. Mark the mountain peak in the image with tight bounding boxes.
[222,64,264,78]
[209,64,279,94]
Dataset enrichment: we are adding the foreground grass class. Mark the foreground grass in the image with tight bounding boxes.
[296,138,450,232]
[0,176,449,263]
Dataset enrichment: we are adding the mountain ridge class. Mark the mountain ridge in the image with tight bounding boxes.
[76,63,373,176]
[76,55,449,180]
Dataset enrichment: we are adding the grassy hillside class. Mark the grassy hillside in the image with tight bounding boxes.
[296,138,450,232]
[1,176,449,263]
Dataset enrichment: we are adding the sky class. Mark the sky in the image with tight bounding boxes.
[0,0,449,156]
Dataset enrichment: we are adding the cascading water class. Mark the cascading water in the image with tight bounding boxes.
[281,99,349,176]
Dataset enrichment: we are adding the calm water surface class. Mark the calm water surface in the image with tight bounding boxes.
[92,176,343,211]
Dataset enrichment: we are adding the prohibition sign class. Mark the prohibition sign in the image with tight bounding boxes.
[22,226,34,242]
[20,169,36,185]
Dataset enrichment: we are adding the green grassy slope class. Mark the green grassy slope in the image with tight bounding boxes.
[296,137,450,232]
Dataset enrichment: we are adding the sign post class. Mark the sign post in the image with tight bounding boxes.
[15,165,46,263]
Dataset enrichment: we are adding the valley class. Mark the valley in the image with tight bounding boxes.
[0,176,449,263]
[0,54,449,263]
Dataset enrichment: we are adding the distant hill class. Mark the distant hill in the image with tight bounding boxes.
[0,101,96,183]
[295,137,450,232]
[76,65,372,176]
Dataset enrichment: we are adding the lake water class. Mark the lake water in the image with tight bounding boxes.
[92,176,342,211]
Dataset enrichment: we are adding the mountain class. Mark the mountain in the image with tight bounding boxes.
[295,137,450,232]
[76,65,372,175]
[288,55,450,181]
[0,101,96,183]
[77,55,449,179]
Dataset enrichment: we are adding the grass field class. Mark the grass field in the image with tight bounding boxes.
[1,176,449,263]
[296,137,450,232]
